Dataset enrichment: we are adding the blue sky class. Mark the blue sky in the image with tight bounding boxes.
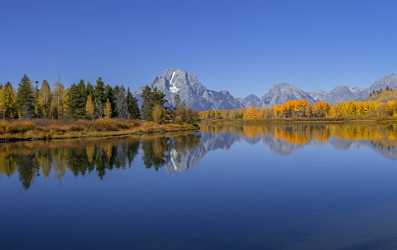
[1,0,397,97]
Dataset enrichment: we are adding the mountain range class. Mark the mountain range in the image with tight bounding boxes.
[143,69,397,110]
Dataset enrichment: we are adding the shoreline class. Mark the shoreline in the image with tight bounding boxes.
[200,118,397,125]
[0,120,199,143]
[1,118,396,143]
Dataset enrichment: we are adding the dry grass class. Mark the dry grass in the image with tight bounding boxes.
[0,119,197,141]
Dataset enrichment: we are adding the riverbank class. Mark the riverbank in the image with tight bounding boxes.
[0,119,199,142]
[200,118,397,125]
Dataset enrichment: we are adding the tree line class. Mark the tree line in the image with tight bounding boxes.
[0,74,198,124]
[200,93,397,121]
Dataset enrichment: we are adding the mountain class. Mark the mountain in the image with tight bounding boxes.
[369,73,397,92]
[239,94,262,107]
[150,69,243,111]
[240,83,315,107]
[309,90,327,102]
[310,86,368,103]
[368,89,397,102]
[141,69,397,110]
[309,73,397,104]
[262,83,315,105]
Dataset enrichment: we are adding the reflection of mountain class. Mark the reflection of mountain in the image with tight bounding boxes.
[166,132,240,172]
[329,138,397,160]
[201,123,397,158]
[263,135,304,155]
[371,141,397,160]
[1,123,397,189]
[329,138,354,150]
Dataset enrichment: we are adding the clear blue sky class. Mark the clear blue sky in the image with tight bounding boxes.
[1,0,397,97]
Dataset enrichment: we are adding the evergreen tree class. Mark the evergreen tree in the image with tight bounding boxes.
[67,80,87,119]
[141,86,167,121]
[141,86,152,120]
[86,82,95,97]
[94,77,106,118]
[16,74,35,118]
[127,88,140,119]
[34,82,43,118]
[105,84,116,117]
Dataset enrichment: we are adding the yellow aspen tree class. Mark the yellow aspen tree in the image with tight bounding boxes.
[104,99,112,119]
[85,95,95,119]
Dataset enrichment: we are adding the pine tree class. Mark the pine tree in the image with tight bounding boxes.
[141,86,153,120]
[104,99,112,119]
[67,80,87,119]
[105,84,116,117]
[16,74,35,118]
[85,94,95,119]
[127,88,140,119]
[94,77,106,118]
[86,82,95,97]
[141,86,167,121]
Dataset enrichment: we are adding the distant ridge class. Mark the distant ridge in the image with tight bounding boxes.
[140,68,397,110]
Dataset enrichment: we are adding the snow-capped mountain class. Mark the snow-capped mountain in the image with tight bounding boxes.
[150,69,243,110]
[139,69,397,110]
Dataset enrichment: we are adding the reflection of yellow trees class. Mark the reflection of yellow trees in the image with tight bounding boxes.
[0,150,17,176]
[204,123,397,148]
[328,124,397,143]
[242,125,268,139]
[272,126,312,145]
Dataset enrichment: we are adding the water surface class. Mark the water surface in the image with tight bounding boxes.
[1,123,397,250]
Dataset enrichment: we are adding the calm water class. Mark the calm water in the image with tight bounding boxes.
[1,123,397,250]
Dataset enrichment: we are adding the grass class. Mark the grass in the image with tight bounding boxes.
[0,119,198,142]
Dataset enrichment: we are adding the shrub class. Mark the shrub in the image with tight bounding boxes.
[6,120,36,134]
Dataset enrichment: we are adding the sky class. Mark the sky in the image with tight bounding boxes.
[1,0,397,97]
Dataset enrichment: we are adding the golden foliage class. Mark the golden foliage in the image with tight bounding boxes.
[200,98,397,121]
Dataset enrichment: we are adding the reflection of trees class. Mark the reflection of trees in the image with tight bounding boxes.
[0,138,141,189]
[142,138,169,170]
[203,122,397,157]
[0,134,201,189]
[1,123,397,189]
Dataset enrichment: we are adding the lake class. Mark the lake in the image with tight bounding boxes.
[1,122,397,250]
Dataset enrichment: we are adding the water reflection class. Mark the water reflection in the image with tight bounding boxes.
[201,123,397,158]
[1,123,397,189]
[0,134,201,189]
